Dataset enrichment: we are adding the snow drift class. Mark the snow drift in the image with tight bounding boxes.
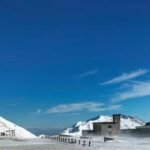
[62,115,145,137]
[0,116,37,139]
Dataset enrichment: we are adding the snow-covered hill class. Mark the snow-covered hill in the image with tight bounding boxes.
[0,116,37,139]
[62,115,145,137]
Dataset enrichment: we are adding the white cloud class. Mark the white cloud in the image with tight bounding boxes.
[101,69,148,85]
[77,68,98,79]
[46,102,121,114]
[111,81,150,103]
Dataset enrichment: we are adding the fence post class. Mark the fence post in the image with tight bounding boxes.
[83,140,86,146]
[89,141,91,147]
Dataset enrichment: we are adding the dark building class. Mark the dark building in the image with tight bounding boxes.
[145,122,150,126]
[82,114,121,136]
[121,122,150,137]
[82,115,150,137]
[93,114,121,136]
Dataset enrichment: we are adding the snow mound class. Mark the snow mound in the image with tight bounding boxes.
[38,134,46,139]
[121,115,145,129]
[62,115,145,137]
[0,116,37,139]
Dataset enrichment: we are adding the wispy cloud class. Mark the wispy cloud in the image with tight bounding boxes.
[10,103,17,107]
[98,104,122,111]
[77,68,98,79]
[36,109,42,114]
[101,69,148,85]
[46,102,121,114]
[57,113,80,117]
[111,81,150,103]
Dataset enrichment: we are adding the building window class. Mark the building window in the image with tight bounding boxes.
[1,132,5,136]
[108,125,112,129]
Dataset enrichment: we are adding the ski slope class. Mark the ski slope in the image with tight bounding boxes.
[0,116,37,139]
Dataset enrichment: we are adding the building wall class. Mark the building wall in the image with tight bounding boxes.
[101,123,120,136]
[93,123,102,135]
[93,122,120,136]
[121,127,150,137]
[82,130,95,137]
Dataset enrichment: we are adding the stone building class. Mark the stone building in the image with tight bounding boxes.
[93,114,121,136]
[82,114,121,136]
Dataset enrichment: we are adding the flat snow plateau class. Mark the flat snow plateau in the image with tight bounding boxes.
[0,137,150,150]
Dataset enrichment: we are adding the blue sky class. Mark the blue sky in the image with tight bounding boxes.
[0,0,150,128]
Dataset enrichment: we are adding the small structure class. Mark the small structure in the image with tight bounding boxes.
[0,130,16,139]
[104,137,114,142]
[0,121,16,139]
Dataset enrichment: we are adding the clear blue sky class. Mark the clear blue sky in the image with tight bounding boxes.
[0,0,150,128]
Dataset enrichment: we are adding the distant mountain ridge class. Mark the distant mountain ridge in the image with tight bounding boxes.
[28,128,64,136]
[62,114,145,137]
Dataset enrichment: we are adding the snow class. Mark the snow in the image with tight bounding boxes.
[62,115,145,137]
[38,134,46,138]
[0,116,37,139]
[0,137,150,150]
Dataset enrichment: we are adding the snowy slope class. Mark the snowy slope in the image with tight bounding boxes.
[62,115,145,137]
[0,116,37,139]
